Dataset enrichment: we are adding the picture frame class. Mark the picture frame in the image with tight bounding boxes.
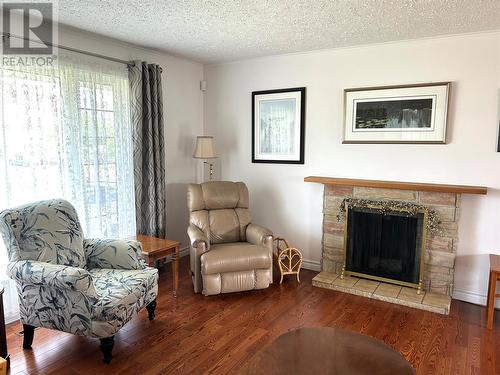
[343,82,450,144]
[252,87,306,164]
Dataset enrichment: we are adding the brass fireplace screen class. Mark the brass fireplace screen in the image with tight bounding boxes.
[340,201,428,293]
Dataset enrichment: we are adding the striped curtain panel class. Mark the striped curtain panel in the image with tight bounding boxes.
[129,61,166,238]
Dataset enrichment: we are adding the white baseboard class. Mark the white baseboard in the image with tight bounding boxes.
[161,246,189,262]
[301,259,321,272]
[180,246,189,257]
[5,312,20,325]
[453,288,486,306]
[453,288,500,309]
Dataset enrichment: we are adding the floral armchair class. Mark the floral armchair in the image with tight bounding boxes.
[0,199,158,363]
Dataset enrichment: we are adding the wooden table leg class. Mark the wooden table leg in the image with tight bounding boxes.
[172,246,179,297]
[486,271,496,330]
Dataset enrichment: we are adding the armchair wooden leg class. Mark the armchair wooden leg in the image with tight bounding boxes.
[146,299,157,321]
[22,324,35,349]
[99,336,115,364]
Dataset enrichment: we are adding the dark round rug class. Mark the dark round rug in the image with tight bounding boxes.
[239,326,415,375]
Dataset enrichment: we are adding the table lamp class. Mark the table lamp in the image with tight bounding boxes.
[193,136,217,180]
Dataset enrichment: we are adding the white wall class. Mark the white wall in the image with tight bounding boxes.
[204,32,500,306]
[56,25,204,249]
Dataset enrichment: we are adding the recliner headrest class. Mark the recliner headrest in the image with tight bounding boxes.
[187,181,249,211]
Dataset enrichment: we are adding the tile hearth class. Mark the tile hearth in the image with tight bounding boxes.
[312,271,451,314]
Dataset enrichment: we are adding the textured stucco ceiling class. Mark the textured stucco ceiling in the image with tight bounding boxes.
[57,0,500,63]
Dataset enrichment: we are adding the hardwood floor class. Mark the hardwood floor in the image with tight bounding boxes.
[5,256,500,374]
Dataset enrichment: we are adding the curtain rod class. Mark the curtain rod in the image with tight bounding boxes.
[1,33,163,72]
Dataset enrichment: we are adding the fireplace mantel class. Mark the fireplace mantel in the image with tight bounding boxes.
[304,176,487,195]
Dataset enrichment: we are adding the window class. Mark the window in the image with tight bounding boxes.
[77,81,127,237]
[0,54,136,322]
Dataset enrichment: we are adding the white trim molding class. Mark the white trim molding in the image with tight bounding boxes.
[180,246,189,258]
[301,258,321,272]
[453,288,500,309]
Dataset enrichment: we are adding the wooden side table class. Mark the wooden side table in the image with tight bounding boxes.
[486,254,500,330]
[134,235,180,297]
[0,286,9,370]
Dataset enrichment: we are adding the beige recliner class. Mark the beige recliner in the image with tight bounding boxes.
[187,181,273,295]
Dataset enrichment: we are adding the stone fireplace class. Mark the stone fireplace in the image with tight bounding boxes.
[305,176,487,315]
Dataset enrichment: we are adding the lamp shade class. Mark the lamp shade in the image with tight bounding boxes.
[193,136,217,159]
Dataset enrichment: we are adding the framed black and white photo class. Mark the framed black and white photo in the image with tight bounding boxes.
[252,87,305,163]
[343,82,450,144]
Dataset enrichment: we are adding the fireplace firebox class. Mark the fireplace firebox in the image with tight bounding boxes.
[341,204,427,292]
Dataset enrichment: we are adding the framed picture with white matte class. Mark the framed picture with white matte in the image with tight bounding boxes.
[252,87,306,164]
[343,82,450,144]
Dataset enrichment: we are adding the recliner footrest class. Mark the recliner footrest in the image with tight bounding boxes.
[202,268,271,296]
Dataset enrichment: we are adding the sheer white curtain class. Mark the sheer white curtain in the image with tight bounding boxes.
[0,54,136,323]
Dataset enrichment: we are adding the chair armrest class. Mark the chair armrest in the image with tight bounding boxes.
[246,224,273,247]
[188,224,210,250]
[84,239,146,270]
[7,260,97,297]
[187,224,209,293]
